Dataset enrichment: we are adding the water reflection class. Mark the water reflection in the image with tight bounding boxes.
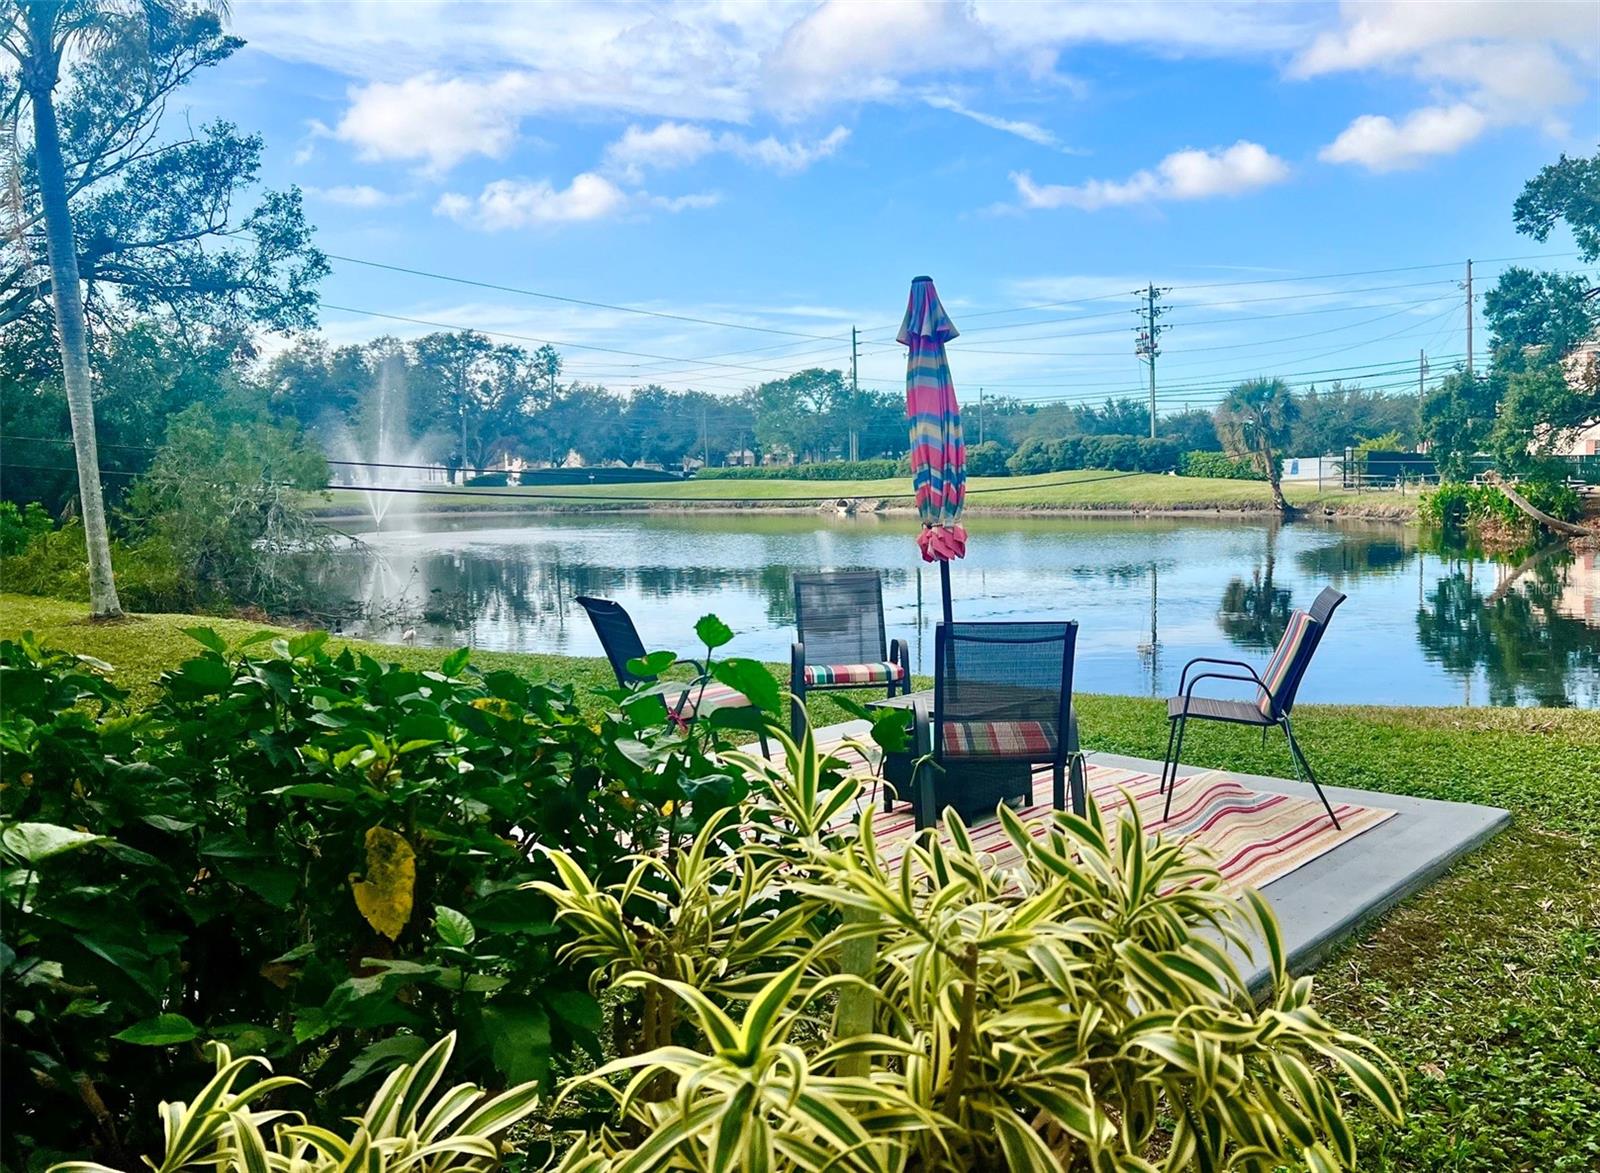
[325,513,1600,708]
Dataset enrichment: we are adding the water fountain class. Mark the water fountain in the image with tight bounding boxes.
[328,357,436,530]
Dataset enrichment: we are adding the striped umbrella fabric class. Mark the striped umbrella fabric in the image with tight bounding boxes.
[898,275,966,567]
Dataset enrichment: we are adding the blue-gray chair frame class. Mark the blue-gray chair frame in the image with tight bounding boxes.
[1160,587,1346,828]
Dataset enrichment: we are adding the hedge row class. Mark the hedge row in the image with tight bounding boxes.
[1177,451,1269,481]
[694,458,908,481]
[1006,434,1183,476]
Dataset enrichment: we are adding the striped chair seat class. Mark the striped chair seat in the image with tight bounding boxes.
[802,661,908,686]
[942,719,1056,757]
[671,681,750,720]
[1166,695,1271,725]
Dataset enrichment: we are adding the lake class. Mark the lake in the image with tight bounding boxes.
[328,512,1600,709]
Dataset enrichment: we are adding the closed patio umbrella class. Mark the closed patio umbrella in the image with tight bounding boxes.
[898,275,965,626]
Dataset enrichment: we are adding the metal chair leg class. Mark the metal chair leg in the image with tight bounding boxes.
[1069,753,1087,817]
[1162,714,1189,822]
[1052,760,1066,812]
[1158,718,1178,795]
[1282,716,1340,830]
[790,685,806,742]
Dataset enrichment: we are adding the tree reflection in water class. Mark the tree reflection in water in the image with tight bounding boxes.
[1417,551,1600,707]
[1218,526,1293,651]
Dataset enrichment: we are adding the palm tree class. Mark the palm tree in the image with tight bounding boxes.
[1215,376,1299,513]
[1,1,200,616]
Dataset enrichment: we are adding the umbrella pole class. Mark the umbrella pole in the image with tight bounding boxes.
[940,559,953,628]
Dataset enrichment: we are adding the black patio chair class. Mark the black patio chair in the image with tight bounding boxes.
[790,570,910,739]
[907,620,1085,831]
[1160,586,1347,828]
[575,596,769,754]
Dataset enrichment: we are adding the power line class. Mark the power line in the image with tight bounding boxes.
[320,251,851,343]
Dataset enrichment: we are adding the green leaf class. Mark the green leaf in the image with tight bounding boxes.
[113,1013,200,1046]
[288,631,330,659]
[710,658,780,714]
[441,646,471,677]
[433,906,476,949]
[181,627,228,654]
[1,822,107,864]
[179,655,235,692]
[695,614,735,651]
[334,1034,430,1090]
[625,650,677,679]
[481,998,552,1087]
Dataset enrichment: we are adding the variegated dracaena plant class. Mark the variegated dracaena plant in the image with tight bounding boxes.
[540,713,1406,1172]
[48,1033,541,1173]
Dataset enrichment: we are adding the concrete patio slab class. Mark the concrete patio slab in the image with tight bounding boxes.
[801,721,1511,993]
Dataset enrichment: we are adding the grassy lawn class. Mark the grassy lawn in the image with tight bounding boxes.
[4,591,1597,1171]
[318,471,1412,517]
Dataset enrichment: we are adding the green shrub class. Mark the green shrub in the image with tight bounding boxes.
[1006,434,1180,476]
[1180,449,1270,480]
[0,623,757,1165]
[1417,480,1578,533]
[0,501,53,556]
[537,723,1407,1171]
[0,522,199,612]
[964,439,1012,477]
[695,459,905,481]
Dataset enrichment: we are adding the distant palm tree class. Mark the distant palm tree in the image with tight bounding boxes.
[2,1,208,615]
[1215,377,1299,513]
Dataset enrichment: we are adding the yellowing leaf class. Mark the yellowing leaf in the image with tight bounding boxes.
[350,826,415,940]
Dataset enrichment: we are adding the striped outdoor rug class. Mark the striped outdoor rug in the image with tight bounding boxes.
[818,756,1396,896]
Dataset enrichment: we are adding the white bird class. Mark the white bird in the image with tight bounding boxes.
[401,628,416,644]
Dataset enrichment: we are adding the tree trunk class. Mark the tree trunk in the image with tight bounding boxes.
[27,50,122,617]
[1265,450,1288,513]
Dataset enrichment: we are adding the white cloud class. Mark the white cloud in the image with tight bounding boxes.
[601,122,850,181]
[305,183,410,208]
[1013,141,1289,211]
[1295,1,1597,170]
[436,172,716,230]
[1318,104,1488,172]
[335,73,529,172]
[922,95,1067,149]
[1291,1,1596,78]
[602,122,720,181]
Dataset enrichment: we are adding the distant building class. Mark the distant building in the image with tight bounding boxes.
[1550,339,1599,457]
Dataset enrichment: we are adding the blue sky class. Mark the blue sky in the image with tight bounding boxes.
[189,1,1598,414]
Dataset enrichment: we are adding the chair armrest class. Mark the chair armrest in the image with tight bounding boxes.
[673,657,707,677]
[790,641,805,687]
[1176,671,1274,717]
[1177,656,1262,694]
[889,637,909,667]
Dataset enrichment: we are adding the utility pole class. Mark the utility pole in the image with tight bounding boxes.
[1464,258,1474,376]
[849,325,860,462]
[978,387,985,445]
[1134,284,1171,438]
[1419,349,1428,398]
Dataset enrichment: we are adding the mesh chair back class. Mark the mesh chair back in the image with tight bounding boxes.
[935,621,1077,747]
[793,571,889,666]
[575,596,651,686]
[1257,587,1344,718]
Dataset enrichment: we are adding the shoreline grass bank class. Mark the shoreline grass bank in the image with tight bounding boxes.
[310,470,1419,522]
[3,592,1596,1171]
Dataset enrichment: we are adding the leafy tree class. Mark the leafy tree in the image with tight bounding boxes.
[1290,383,1419,455]
[121,403,328,609]
[410,331,498,477]
[1214,377,1297,512]
[2,1,326,617]
[1513,149,1600,263]
[1421,368,1498,480]
[750,367,847,462]
[1074,395,1150,436]
[1483,267,1597,355]
[1159,407,1220,452]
